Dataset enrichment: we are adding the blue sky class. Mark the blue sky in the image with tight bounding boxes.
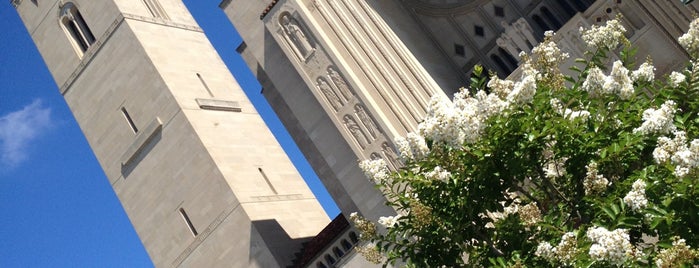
[0,1,339,267]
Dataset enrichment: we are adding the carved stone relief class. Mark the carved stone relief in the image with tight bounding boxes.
[497,18,538,61]
[354,104,378,139]
[280,13,315,61]
[381,142,401,170]
[317,77,343,111]
[343,115,369,149]
[327,66,354,102]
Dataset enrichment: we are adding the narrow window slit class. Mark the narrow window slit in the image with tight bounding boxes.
[197,73,214,97]
[258,168,278,195]
[121,107,138,133]
[179,208,198,236]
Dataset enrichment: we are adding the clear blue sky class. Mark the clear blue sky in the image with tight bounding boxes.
[0,1,339,267]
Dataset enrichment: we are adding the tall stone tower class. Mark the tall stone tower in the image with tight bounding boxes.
[11,0,329,267]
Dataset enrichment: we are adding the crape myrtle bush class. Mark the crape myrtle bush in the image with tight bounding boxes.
[352,17,699,267]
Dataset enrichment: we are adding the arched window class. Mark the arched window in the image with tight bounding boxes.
[341,239,353,251]
[324,254,336,265]
[60,3,95,54]
[333,247,344,258]
[490,54,511,75]
[349,231,359,244]
[498,48,518,68]
[532,14,551,34]
[540,7,562,30]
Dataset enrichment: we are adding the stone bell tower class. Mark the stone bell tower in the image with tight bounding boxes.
[11,0,329,267]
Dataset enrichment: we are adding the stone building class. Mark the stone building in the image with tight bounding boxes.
[11,0,330,267]
[12,0,699,267]
[221,0,699,267]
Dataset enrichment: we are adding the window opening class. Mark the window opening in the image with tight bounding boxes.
[454,43,466,57]
[324,254,336,265]
[141,0,169,19]
[258,168,278,195]
[341,239,352,250]
[196,73,215,97]
[121,107,138,133]
[333,247,344,258]
[474,25,485,37]
[494,5,505,17]
[60,3,95,54]
[179,208,198,236]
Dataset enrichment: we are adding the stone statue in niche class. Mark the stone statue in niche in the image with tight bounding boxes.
[497,18,539,61]
[370,152,382,160]
[327,67,353,102]
[381,142,401,170]
[354,104,378,139]
[513,18,538,49]
[280,13,315,60]
[344,115,369,149]
[317,77,343,111]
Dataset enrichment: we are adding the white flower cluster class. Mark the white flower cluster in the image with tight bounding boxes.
[423,166,451,182]
[419,96,466,147]
[669,71,686,88]
[582,67,606,97]
[535,232,578,265]
[586,227,635,265]
[653,131,699,177]
[623,179,648,212]
[633,100,677,135]
[679,18,699,56]
[395,132,429,161]
[507,64,539,105]
[531,31,569,66]
[584,161,609,195]
[550,98,590,122]
[378,215,401,228]
[655,237,696,268]
[487,76,514,98]
[582,61,634,99]
[359,159,390,184]
[581,18,626,50]
[630,61,655,83]
[518,202,542,226]
[604,61,635,100]
[415,87,510,147]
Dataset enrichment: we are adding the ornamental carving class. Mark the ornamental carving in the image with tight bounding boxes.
[343,115,369,149]
[327,66,354,102]
[354,104,378,139]
[317,77,343,111]
[280,13,315,61]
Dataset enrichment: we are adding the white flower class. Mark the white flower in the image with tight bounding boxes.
[623,179,648,212]
[536,232,578,264]
[679,18,699,56]
[507,68,537,104]
[633,100,677,135]
[536,242,555,260]
[531,31,569,65]
[423,166,451,182]
[584,162,609,195]
[583,67,606,97]
[586,227,634,265]
[580,18,627,49]
[631,61,655,83]
[395,132,429,161]
[669,71,686,87]
[603,61,634,99]
[487,76,514,98]
[359,159,390,184]
[378,215,401,228]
